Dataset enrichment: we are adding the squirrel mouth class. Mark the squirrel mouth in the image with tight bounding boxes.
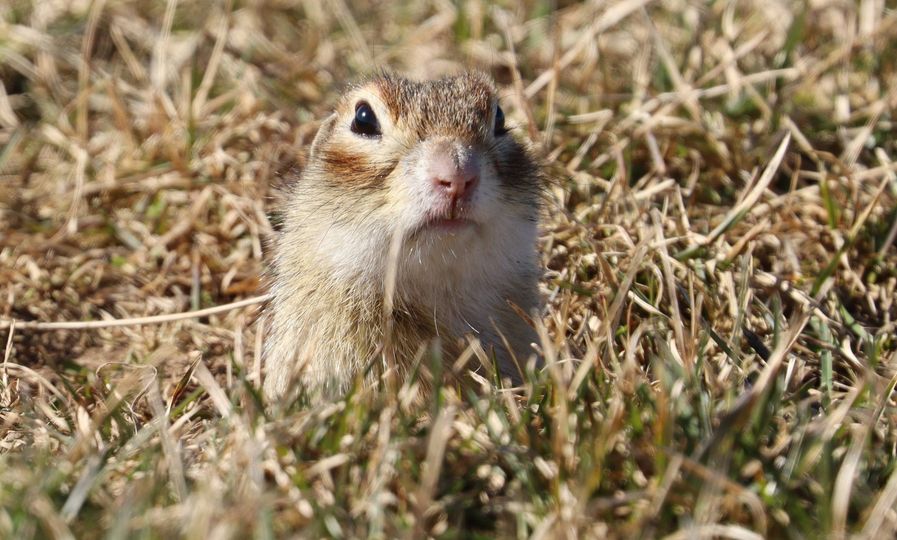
[413,209,478,236]
[410,197,479,237]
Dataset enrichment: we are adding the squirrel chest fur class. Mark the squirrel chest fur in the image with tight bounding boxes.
[263,72,543,400]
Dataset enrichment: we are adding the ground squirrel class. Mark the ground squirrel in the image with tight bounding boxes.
[263,72,543,401]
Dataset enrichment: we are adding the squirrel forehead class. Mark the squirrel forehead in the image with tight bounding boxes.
[342,73,496,136]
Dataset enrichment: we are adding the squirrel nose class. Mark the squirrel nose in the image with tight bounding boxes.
[433,171,478,199]
[428,145,480,201]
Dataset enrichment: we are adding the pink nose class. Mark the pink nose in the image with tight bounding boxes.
[428,148,480,201]
[433,170,478,199]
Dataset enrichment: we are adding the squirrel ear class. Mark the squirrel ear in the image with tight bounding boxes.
[309,113,338,159]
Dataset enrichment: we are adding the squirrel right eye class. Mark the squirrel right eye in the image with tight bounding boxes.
[351,101,381,137]
[494,105,508,136]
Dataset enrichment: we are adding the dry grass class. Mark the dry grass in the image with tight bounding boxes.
[1,0,896,538]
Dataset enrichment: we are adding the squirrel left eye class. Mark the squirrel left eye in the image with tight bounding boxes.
[351,101,381,137]
[494,105,508,136]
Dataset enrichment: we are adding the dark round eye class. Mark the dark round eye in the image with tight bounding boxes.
[494,105,508,136]
[351,101,381,137]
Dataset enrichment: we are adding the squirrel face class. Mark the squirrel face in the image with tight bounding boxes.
[276,73,541,292]
[288,73,541,277]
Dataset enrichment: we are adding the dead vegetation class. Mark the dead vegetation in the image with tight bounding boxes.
[1,0,896,538]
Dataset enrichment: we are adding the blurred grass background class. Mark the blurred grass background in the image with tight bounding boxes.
[1,0,896,538]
